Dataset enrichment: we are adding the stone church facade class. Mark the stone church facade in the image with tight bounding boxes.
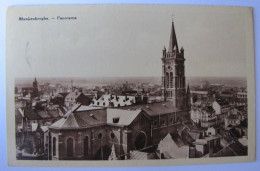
[48,21,191,160]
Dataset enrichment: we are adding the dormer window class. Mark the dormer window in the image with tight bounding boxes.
[113,117,120,123]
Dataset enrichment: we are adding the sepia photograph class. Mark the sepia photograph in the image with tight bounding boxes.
[6,5,255,166]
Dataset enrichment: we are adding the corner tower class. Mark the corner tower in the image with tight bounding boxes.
[161,21,186,109]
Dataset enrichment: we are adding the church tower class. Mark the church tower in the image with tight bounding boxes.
[161,21,187,109]
[32,77,39,98]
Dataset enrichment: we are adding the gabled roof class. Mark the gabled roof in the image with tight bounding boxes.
[158,133,189,159]
[107,108,142,126]
[169,133,187,147]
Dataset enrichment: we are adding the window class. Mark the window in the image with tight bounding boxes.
[67,138,74,157]
[53,137,56,156]
[110,132,115,139]
[98,133,103,139]
[170,118,173,123]
[84,136,89,157]
[170,72,173,88]
[162,120,166,126]
[113,117,120,123]
[166,72,169,88]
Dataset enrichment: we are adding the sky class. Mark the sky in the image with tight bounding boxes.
[7,5,251,78]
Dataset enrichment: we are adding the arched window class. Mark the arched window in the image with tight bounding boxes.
[110,132,115,139]
[67,138,74,157]
[170,72,173,88]
[53,137,56,156]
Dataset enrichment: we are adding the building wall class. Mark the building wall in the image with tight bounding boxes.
[128,112,152,151]
[49,109,190,160]
[50,127,108,160]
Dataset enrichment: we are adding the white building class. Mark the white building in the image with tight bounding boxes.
[91,94,136,107]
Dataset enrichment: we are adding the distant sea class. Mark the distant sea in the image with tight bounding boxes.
[15,76,247,89]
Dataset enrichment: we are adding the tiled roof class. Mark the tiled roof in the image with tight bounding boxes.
[22,107,62,120]
[188,131,201,140]
[77,105,104,111]
[128,151,158,160]
[50,104,107,129]
[22,107,41,120]
[107,108,141,126]
[119,101,180,116]
[50,101,182,130]
[213,142,247,157]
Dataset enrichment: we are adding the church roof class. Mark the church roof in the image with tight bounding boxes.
[119,101,181,116]
[168,22,179,53]
[107,108,142,126]
[50,100,183,130]
[50,104,107,129]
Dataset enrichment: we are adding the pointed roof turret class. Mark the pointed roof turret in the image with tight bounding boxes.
[168,22,179,53]
[108,144,117,160]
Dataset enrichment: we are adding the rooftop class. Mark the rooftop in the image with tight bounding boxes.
[119,101,181,117]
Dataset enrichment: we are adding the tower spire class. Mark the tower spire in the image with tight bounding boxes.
[168,21,179,53]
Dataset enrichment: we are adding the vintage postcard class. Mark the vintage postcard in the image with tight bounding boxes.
[6,5,255,167]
